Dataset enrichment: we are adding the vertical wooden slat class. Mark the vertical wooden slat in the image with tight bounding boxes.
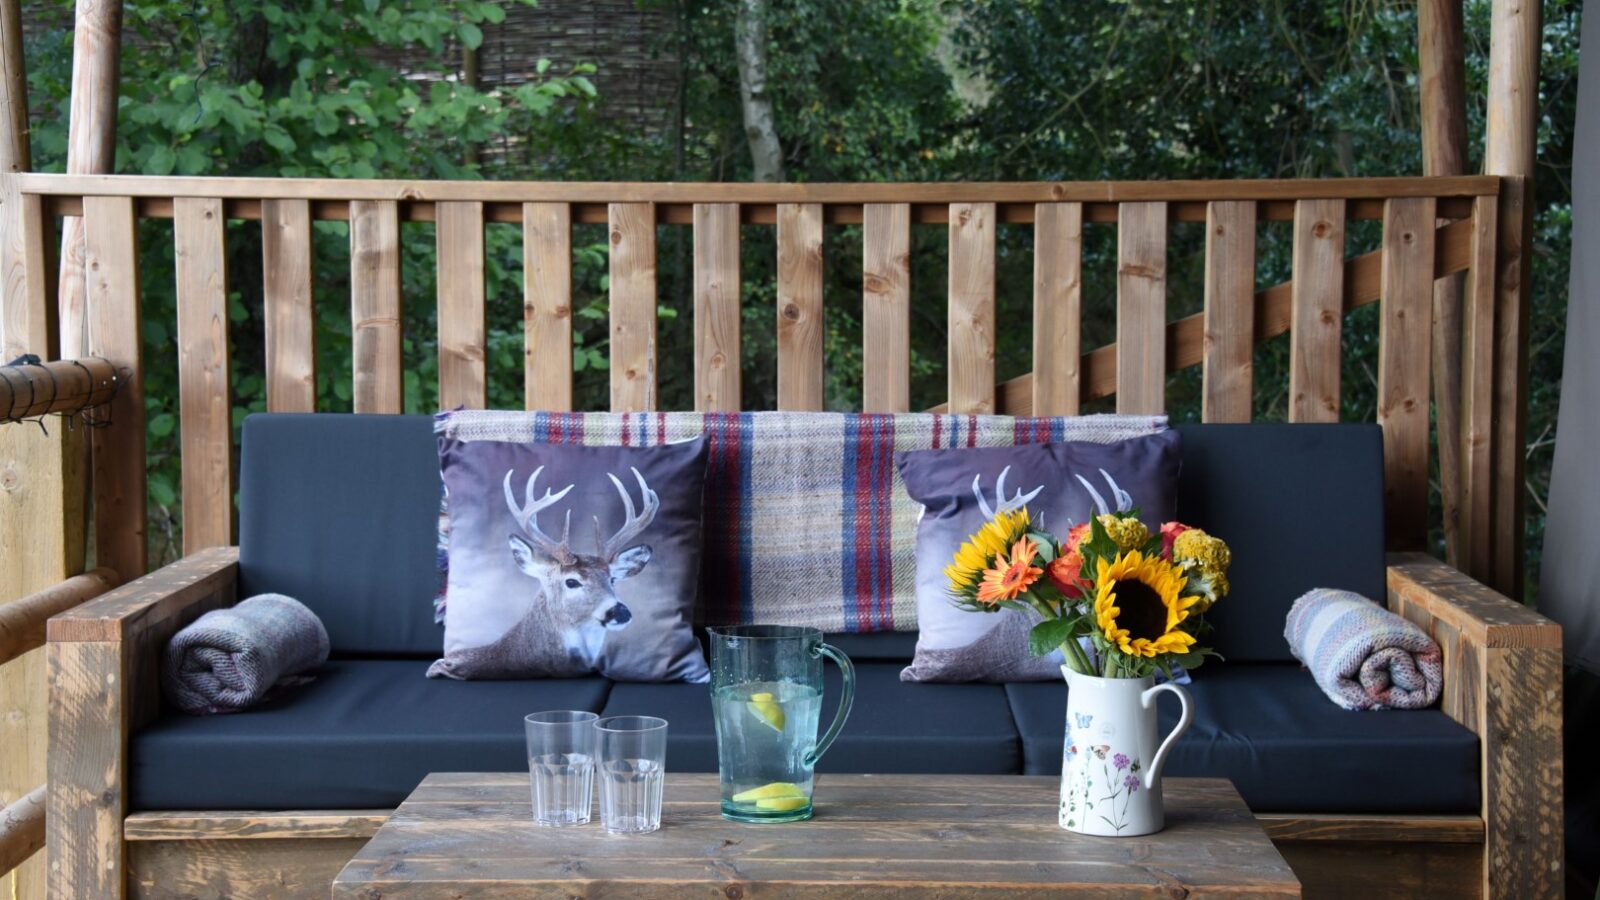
[349,200,401,414]
[1378,197,1436,550]
[1200,200,1256,422]
[523,202,572,412]
[436,200,486,410]
[1460,195,1498,581]
[1032,202,1082,416]
[862,202,910,413]
[1490,177,1530,596]
[947,202,995,415]
[261,198,315,412]
[693,202,740,412]
[1115,202,1166,414]
[83,194,143,578]
[608,202,656,412]
[1288,199,1347,423]
[174,197,232,553]
[776,202,823,411]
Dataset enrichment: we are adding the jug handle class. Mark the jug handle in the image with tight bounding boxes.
[1139,681,1192,791]
[803,641,855,767]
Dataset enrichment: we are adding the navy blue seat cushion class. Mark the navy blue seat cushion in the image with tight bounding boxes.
[239,414,443,657]
[600,663,1021,775]
[130,659,612,810]
[1005,664,1479,813]
[1172,423,1387,663]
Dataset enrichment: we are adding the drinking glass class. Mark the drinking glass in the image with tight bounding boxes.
[524,710,597,826]
[595,715,668,834]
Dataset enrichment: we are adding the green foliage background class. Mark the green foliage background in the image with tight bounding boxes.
[18,0,1579,593]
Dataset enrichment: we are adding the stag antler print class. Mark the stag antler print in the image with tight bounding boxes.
[1073,468,1134,517]
[595,467,660,560]
[503,467,577,561]
[972,465,1045,520]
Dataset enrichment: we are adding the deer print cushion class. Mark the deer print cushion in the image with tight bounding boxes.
[431,435,711,683]
[897,431,1182,683]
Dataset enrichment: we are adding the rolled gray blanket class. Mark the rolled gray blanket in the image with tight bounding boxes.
[1284,588,1443,710]
[162,594,329,715]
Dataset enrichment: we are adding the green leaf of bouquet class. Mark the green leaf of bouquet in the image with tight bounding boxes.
[1029,618,1075,657]
[1029,532,1056,562]
[1141,530,1164,557]
[1083,513,1119,562]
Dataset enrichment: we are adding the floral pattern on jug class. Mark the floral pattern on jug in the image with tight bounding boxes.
[1060,739,1145,833]
[1057,666,1191,836]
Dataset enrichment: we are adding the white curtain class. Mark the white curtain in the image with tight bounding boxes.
[1539,0,1600,675]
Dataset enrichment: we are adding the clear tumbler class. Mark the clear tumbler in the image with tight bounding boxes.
[524,710,597,826]
[595,715,668,834]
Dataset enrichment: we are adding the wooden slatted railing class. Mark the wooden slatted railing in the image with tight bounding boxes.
[3,174,1513,590]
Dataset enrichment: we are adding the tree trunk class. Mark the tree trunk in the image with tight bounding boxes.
[734,0,783,182]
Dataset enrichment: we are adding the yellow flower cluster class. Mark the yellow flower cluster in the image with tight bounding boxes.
[1172,528,1231,605]
[1099,514,1150,551]
[946,508,1031,593]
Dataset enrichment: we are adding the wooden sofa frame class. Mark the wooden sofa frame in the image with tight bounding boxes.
[44,548,1560,898]
[0,171,1558,897]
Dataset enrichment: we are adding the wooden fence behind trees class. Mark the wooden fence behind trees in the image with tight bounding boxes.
[2,173,1521,594]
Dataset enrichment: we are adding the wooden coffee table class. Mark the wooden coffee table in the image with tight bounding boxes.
[334,773,1301,898]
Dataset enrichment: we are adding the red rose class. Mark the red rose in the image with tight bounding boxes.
[1046,551,1086,599]
[1160,521,1190,559]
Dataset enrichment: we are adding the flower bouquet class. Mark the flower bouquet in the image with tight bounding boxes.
[944,506,1231,678]
[944,501,1233,836]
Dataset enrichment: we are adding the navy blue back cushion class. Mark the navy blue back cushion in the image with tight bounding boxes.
[238,415,1386,663]
[1173,423,1386,662]
[239,414,442,656]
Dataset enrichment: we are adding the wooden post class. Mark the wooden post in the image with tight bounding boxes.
[1419,0,1469,567]
[57,0,124,360]
[1483,0,1541,598]
[0,1,83,898]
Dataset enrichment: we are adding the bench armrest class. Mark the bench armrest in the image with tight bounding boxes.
[1386,552,1562,651]
[1385,552,1563,897]
[46,546,239,644]
[45,547,238,899]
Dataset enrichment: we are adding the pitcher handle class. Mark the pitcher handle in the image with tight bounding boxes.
[1139,681,1192,791]
[804,641,855,767]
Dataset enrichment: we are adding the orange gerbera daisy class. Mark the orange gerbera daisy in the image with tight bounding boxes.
[976,535,1043,605]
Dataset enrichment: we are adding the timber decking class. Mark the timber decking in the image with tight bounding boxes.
[333,773,1302,898]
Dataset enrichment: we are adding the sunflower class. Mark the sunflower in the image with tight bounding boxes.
[945,508,1031,593]
[1093,550,1199,658]
[976,535,1043,605]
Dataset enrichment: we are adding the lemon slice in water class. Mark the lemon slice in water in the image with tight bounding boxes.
[746,691,785,731]
[754,796,809,811]
[731,782,805,803]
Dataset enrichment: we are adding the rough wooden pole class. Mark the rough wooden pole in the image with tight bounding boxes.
[1419,0,1470,569]
[57,0,123,360]
[1484,0,1541,599]
[0,2,82,899]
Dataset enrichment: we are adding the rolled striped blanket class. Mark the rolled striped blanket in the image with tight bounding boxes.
[1284,588,1443,710]
[162,594,329,715]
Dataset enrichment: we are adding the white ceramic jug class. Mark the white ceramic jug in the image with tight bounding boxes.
[1058,665,1193,836]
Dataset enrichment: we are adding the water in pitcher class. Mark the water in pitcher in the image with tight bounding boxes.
[713,680,824,821]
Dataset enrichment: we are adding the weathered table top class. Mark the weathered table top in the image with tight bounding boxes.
[333,773,1301,898]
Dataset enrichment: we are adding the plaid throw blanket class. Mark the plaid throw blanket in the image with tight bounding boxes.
[436,410,1166,632]
[1284,588,1443,710]
[162,594,329,715]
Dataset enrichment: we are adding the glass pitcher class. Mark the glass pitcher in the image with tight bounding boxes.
[707,625,855,822]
